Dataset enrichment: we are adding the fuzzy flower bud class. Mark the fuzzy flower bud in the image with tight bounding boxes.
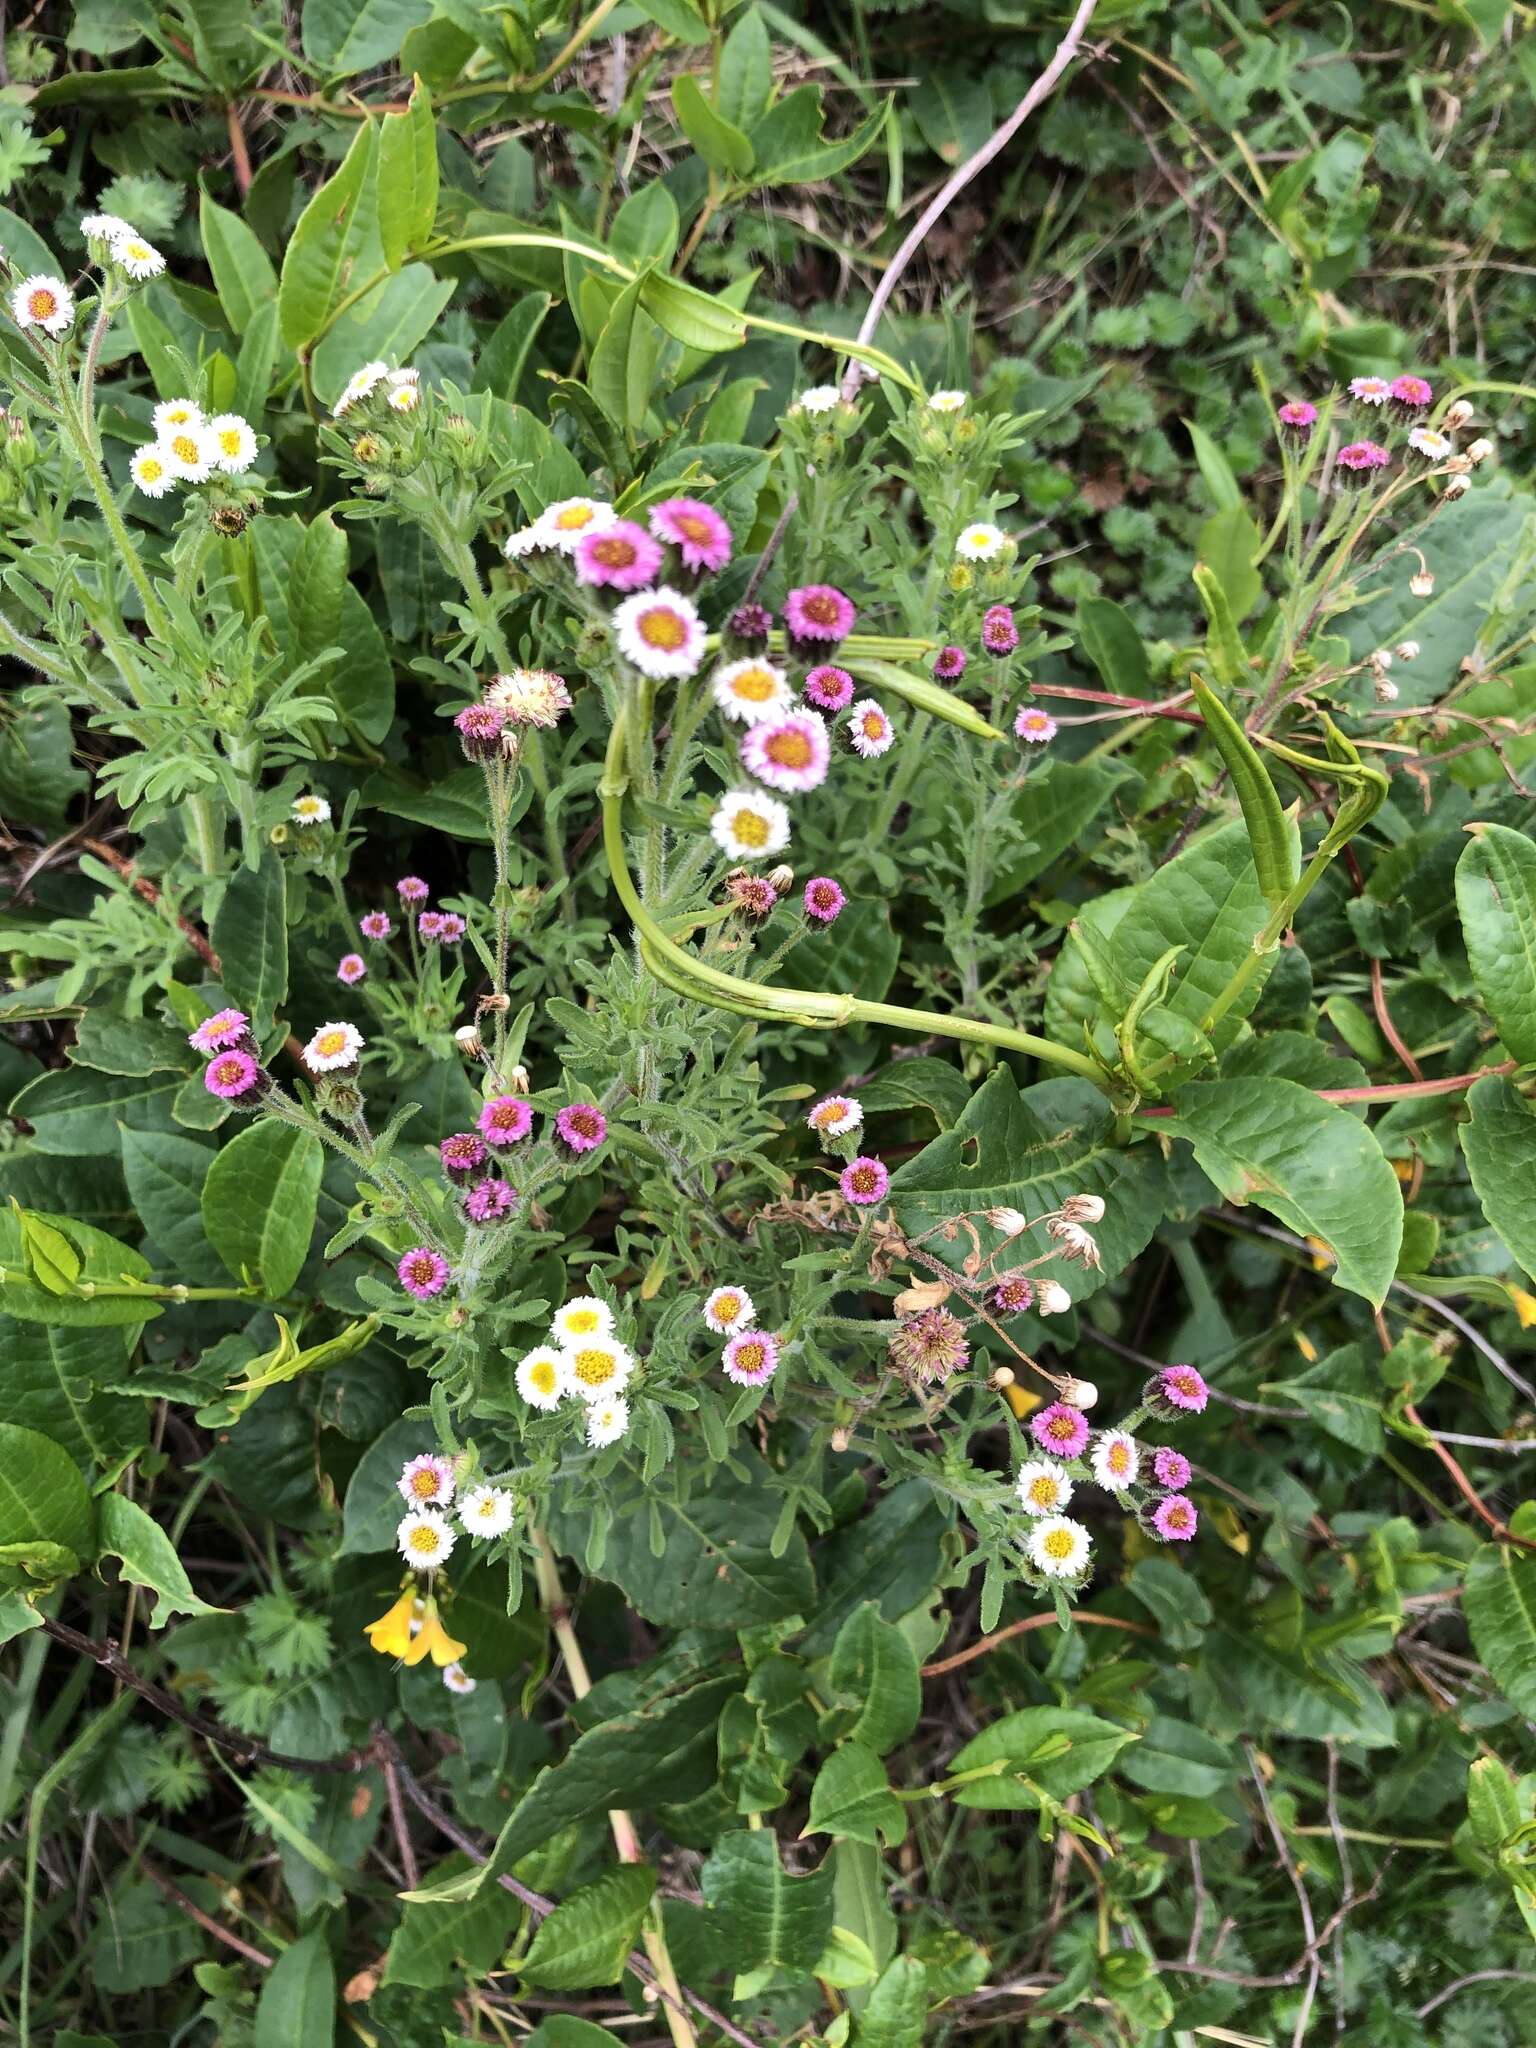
[1394,640,1420,661]
[1444,399,1474,430]
[987,1206,1027,1238]
[767,864,795,896]
[1036,1278,1071,1315]
[454,1024,485,1059]
[1370,649,1392,672]
[1059,1193,1105,1224]
[1467,438,1494,465]
[1409,568,1435,597]
[1047,1218,1102,1269]
[1444,473,1471,501]
[1059,1377,1098,1409]
[1374,674,1399,705]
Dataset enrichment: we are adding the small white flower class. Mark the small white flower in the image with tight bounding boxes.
[160,423,218,483]
[207,413,257,474]
[563,1335,635,1401]
[536,496,618,552]
[333,360,390,417]
[81,212,134,243]
[516,1346,571,1411]
[460,1483,517,1536]
[292,793,332,825]
[302,1020,364,1072]
[110,230,166,280]
[711,657,794,726]
[1407,426,1452,461]
[794,385,843,415]
[442,1662,476,1694]
[710,789,792,862]
[1027,1514,1092,1579]
[397,1508,456,1569]
[551,1295,614,1344]
[807,1095,862,1141]
[614,588,706,681]
[927,390,967,412]
[130,444,175,498]
[504,525,546,559]
[387,374,420,414]
[703,1285,755,1334]
[152,398,203,435]
[11,275,75,337]
[1090,1430,1139,1491]
[845,699,895,759]
[1036,1278,1071,1315]
[585,1395,630,1447]
[955,521,1007,561]
[1016,1461,1075,1516]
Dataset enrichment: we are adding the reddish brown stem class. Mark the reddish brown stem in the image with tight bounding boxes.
[922,1610,1153,1678]
[226,101,253,196]
[1137,1062,1515,1115]
[1403,1405,1536,1553]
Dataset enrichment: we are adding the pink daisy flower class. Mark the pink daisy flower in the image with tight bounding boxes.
[1348,376,1391,407]
[337,953,367,984]
[440,1132,487,1183]
[1152,1446,1192,1491]
[465,1177,517,1223]
[360,910,393,940]
[1030,1401,1091,1460]
[649,497,733,572]
[397,1247,451,1299]
[740,710,831,794]
[398,1452,455,1506]
[729,601,773,643]
[722,1329,781,1387]
[803,876,846,923]
[478,1096,533,1148]
[575,518,664,591]
[982,605,1018,656]
[433,913,466,944]
[188,1008,249,1056]
[727,874,778,918]
[1015,706,1057,745]
[418,912,444,939]
[784,584,856,644]
[1152,1493,1198,1542]
[990,1273,1034,1315]
[556,1103,608,1154]
[845,699,895,758]
[204,1049,263,1102]
[397,876,429,904]
[840,1155,890,1206]
[1337,440,1390,481]
[803,664,855,711]
[455,702,505,760]
[1277,400,1317,434]
[932,645,967,680]
[1390,374,1432,413]
[1159,1364,1209,1414]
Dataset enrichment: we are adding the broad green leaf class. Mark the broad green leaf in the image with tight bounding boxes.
[1116,1716,1231,1800]
[1183,416,1242,510]
[632,0,711,41]
[1456,824,1536,1062]
[527,2022,626,2048]
[278,120,381,349]
[672,72,754,177]
[339,1416,430,1554]
[311,263,453,406]
[201,1121,322,1297]
[210,855,288,1028]
[800,1480,949,1660]
[199,190,277,333]
[1460,1076,1536,1279]
[1198,502,1264,620]
[1077,594,1150,696]
[747,86,886,186]
[474,293,553,399]
[700,1830,833,1972]
[378,77,438,268]
[1466,1754,1524,1853]
[71,1012,191,1078]
[588,273,661,435]
[288,511,348,668]
[717,7,774,131]
[857,1955,930,2047]
[301,0,433,75]
[92,1876,215,1992]
[1264,1342,1383,1454]
[3,1315,145,1467]
[8,1065,180,1158]
[828,1602,921,1754]
[639,270,748,354]
[948,1707,1135,1810]
[0,1422,93,1582]
[608,183,681,269]
[96,1492,223,1625]
[1464,1543,1536,1716]
[253,1928,336,2048]
[1111,819,1276,1048]
[0,1204,157,1329]
[520,1864,656,1989]
[1162,1078,1403,1306]
[236,299,281,420]
[384,1853,515,1988]
[804,1743,906,1848]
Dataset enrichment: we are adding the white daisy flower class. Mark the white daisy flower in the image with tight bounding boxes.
[927,390,967,412]
[845,699,895,759]
[711,657,794,726]
[442,1662,476,1694]
[955,521,1007,561]
[536,496,617,552]
[585,1395,630,1448]
[703,1284,755,1334]
[504,525,547,559]
[160,423,218,483]
[613,588,706,681]
[1016,1461,1075,1516]
[386,368,421,414]
[1408,426,1452,461]
[551,1295,615,1344]
[292,793,332,825]
[110,231,166,281]
[302,1020,364,1072]
[1090,1430,1139,1491]
[130,444,175,498]
[460,1484,516,1537]
[807,1095,862,1141]
[397,1508,456,1569]
[709,789,791,862]
[151,398,203,435]
[11,275,75,337]
[332,360,390,417]
[81,212,134,243]
[207,413,257,474]
[516,1345,572,1411]
[562,1335,635,1401]
[1026,1515,1092,1580]
[794,385,842,415]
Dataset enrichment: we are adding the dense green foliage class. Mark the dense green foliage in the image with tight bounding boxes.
[4,2,1536,2044]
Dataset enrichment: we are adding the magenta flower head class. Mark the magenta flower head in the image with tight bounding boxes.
[479,1095,533,1148]
[359,910,393,941]
[575,518,664,591]
[803,876,846,924]
[722,1329,781,1387]
[1031,1401,1091,1460]
[784,584,856,645]
[1152,1493,1198,1543]
[1337,440,1390,484]
[982,605,1019,656]
[1390,373,1432,414]
[728,600,773,646]
[189,1007,250,1056]
[398,1247,451,1299]
[1152,1363,1209,1414]
[440,1131,488,1184]
[204,1049,265,1104]
[932,645,968,680]
[727,873,778,919]
[1277,399,1317,436]
[1014,706,1057,745]
[650,497,733,573]
[556,1102,608,1154]
[990,1272,1034,1316]
[1152,1446,1192,1491]
[465,1177,518,1223]
[741,710,830,794]
[417,912,444,939]
[397,876,430,904]
[337,953,367,984]
[434,913,466,945]
[803,664,855,712]
[840,1155,890,1206]
[455,701,505,761]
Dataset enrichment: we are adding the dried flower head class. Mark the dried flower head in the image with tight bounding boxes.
[888,1306,970,1385]
[726,872,779,919]
[486,668,572,729]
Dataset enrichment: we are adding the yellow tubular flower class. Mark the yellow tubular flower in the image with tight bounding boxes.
[363,1588,417,1659]
[415,1601,468,1668]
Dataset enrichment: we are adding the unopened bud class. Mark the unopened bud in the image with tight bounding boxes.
[1394,640,1420,661]
[1467,438,1494,465]
[454,1024,484,1059]
[1444,473,1471,500]
[1374,674,1399,704]
[1036,1278,1071,1315]
[1370,648,1392,672]
[987,1206,1027,1238]
[830,1426,851,1453]
[1444,399,1474,430]
[1060,1193,1105,1224]
[1059,1377,1098,1409]
[478,992,512,1013]
[1409,569,1435,598]
[988,1366,1016,1390]
[767,864,795,896]
[507,1063,531,1096]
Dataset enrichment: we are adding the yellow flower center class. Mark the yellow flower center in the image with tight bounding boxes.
[529,1360,558,1394]
[141,457,165,482]
[554,504,595,530]
[28,289,57,320]
[1028,1477,1059,1509]
[766,731,813,768]
[678,513,710,541]
[639,607,686,650]
[315,1029,347,1057]
[1043,1527,1075,1560]
[714,1293,741,1322]
[733,809,770,849]
[170,433,200,464]
[1107,1443,1130,1476]
[803,594,839,624]
[592,535,637,566]
[861,713,884,738]
[566,1308,601,1334]
[165,406,193,425]
[409,1470,439,1497]
[733,1341,766,1374]
[811,1100,847,1128]
[124,242,150,262]
[407,1526,441,1556]
[731,667,777,701]
[218,428,243,456]
[572,1347,616,1387]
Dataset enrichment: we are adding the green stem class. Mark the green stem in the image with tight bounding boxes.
[1199,841,1334,1039]
[53,369,171,645]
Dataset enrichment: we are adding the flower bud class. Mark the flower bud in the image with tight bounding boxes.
[1370,648,1391,672]
[1444,399,1474,430]
[1059,1377,1098,1409]
[767,864,795,896]
[1444,474,1471,500]
[1036,1278,1071,1315]
[1374,674,1399,704]
[830,1426,852,1453]
[507,1063,531,1095]
[1467,438,1494,465]
[1444,452,1472,474]
[1060,1193,1105,1224]
[1409,568,1435,597]
[1394,640,1419,661]
[987,1205,1027,1238]
[988,1365,1016,1389]
[454,1024,484,1059]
